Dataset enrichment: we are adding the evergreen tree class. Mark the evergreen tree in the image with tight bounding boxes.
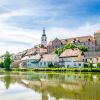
[4,51,12,70]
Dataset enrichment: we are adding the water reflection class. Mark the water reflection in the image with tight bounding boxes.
[0,72,100,100]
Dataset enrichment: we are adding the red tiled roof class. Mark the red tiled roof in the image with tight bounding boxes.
[41,54,59,62]
[95,29,100,34]
[60,49,82,58]
[61,35,94,43]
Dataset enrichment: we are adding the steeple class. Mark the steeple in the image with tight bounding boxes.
[42,28,46,36]
[41,28,47,47]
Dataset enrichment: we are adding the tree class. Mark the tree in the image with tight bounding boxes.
[64,43,76,49]
[89,58,93,71]
[77,45,88,52]
[54,49,58,55]
[97,63,100,68]
[54,48,63,56]
[4,51,12,70]
[0,62,4,68]
[48,62,54,68]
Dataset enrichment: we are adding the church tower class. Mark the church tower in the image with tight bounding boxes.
[41,28,47,47]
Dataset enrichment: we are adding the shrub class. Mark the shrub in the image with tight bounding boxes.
[0,62,4,68]
[84,63,89,68]
[97,63,100,68]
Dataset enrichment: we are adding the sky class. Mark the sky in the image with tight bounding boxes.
[0,0,100,55]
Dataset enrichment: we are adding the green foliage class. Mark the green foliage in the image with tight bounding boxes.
[84,63,89,68]
[89,58,93,70]
[4,51,12,70]
[54,43,88,56]
[48,62,54,68]
[64,43,76,49]
[97,63,100,68]
[0,62,4,68]
[77,45,88,52]
[54,48,63,56]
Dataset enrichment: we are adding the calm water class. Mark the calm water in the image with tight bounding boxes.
[0,72,100,100]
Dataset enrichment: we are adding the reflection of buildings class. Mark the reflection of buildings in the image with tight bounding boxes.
[0,73,100,100]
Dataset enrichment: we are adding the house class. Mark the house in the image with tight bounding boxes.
[21,54,41,68]
[11,60,22,68]
[84,52,100,64]
[59,49,84,68]
[25,47,47,56]
[94,30,100,51]
[47,38,63,53]
[14,50,28,60]
[38,54,59,67]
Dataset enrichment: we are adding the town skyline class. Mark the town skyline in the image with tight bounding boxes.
[0,0,100,55]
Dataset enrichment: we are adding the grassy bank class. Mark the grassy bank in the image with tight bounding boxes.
[0,68,100,72]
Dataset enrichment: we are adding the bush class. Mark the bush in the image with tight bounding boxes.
[84,63,89,68]
[48,62,54,68]
[0,62,4,68]
[97,63,100,68]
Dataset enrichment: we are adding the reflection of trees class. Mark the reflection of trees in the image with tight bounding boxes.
[0,72,100,100]
[4,72,11,89]
[0,72,23,89]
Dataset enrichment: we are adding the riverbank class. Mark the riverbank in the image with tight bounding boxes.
[0,68,100,72]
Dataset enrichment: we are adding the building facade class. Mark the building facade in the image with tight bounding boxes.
[47,35,95,53]
[59,49,84,67]
[47,38,63,53]
[38,54,59,67]
[94,30,100,51]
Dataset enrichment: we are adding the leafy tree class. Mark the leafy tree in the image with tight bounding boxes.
[97,63,100,68]
[4,51,12,70]
[54,49,58,55]
[77,45,88,52]
[89,58,93,71]
[64,43,76,49]
[54,48,63,56]
[57,48,63,56]
[0,62,4,68]
[53,43,88,56]
[48,62,54,68]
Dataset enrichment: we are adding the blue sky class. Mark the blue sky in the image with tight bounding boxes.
[0,0,100,55]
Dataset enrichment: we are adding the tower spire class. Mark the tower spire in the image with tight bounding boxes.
[41,28,47,47]
[43,27,46,36]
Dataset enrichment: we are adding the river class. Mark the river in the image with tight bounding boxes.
[0,72,100,100]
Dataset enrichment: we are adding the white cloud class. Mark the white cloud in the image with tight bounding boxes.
[0,18,100,55]
[47,23,100,41]
[0,0,100,55]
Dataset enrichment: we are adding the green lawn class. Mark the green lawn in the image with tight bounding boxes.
[0,67,100,72]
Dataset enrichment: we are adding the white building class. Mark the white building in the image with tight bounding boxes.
[59,49,84,68]
[38,54,59,67]
[21,54,41,68]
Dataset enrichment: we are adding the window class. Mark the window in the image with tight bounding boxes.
[79,63,81,66]
[44,62,46,66]
[74,63,76,66]
[40,62,42,66]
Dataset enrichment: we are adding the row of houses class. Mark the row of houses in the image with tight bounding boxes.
[2,28,100,68]
[12,48,100,68]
